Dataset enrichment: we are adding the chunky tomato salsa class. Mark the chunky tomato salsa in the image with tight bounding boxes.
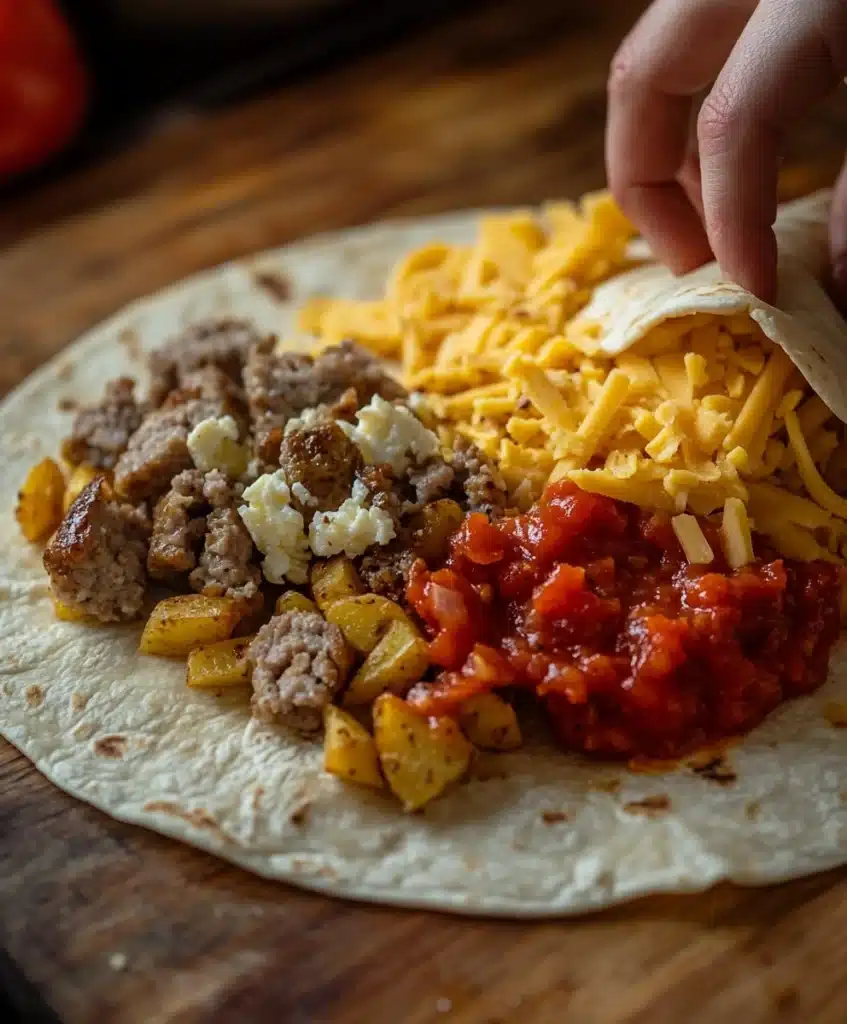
[407,482,844,759]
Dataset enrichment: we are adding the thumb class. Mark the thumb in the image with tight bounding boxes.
[828,155,847,314]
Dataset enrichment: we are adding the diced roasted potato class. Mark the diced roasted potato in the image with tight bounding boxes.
[275,591,319,616]
[326,594,413,655]
[139,595,245,657]
[310,556,364,614]
[53,598,96,624]
[186,635,254,689]
[323,705,384,790]
[16,458,65,542]
[457,692,522,750]
[411,499,465,562]
[344,619,429,706]
[63,463,105,513]
[373,694,473,811]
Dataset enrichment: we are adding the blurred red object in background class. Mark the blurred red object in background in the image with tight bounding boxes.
[0,0,88,180]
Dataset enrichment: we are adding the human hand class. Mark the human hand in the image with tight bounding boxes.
[606,0,847,304]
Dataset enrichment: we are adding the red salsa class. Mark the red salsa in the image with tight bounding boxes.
[406,482,844,759]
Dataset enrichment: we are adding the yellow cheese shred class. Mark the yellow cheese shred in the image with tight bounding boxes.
[672,515,715,565]
[784,410,847,520]
[720,497,754,569]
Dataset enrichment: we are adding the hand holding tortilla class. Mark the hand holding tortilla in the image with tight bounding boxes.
[607,0,847,303]
[4,188,847,915]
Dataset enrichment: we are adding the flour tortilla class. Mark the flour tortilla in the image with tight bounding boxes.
[2,197,847,919]
[592,189,847,422]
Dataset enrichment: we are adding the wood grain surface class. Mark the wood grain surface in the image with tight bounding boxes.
[2,1,847,1021]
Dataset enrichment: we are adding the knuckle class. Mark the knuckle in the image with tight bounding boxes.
[697,84,742,153]
[607,45,641,97]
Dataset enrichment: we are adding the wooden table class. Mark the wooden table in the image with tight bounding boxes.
[2,1,847,1020]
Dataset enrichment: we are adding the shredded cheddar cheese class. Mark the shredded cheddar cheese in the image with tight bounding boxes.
[299,190,847,562]
[672,515,714,565]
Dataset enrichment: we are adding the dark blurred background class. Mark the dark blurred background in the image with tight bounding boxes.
[3,0,469,193]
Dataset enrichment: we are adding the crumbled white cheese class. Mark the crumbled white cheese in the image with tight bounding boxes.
[187,415,248,477]
[337,394,439,473]
[239,471,311,583]
[308,479,396,557]
[291,481,317,507]
[284,407,325,436]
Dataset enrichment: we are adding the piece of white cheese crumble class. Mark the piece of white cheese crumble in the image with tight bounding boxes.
[187,415,248,477]
[239,471,311,584]
[337,394,439,473]
[309,479,396,558]
[284,407,325,436]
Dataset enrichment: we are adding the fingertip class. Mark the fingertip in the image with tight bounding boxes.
[715,226,778,303]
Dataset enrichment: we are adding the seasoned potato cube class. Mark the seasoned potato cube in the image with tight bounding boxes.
[344,620,429,706]
[53,598,96,624]
[323,705,384,790]
[311,556,364,614]
[326,595,413,654]
[186,636,254,689]
[275,591,319,616]
[63,463,105,513]
[139,595,245,657]
[457,693,522,750]
[411,499,465,562]
[16,458,65,542]
[373,694,473,811]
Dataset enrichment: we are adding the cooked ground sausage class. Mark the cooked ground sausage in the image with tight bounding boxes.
[113,398,219,503]
[278,421,362,516]
[249,611,349,732]
[61,377,146,470]
[190,506,260,601]
[43,477,150,622]
[408,457,455,507]
[244,339,406,459]
[148,469,258,599]
[357,545,416,605]
[148,318,263,406]
[450,438,509,516]
[147,469,207,581]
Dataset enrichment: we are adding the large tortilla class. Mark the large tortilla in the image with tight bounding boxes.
[2,198,847,918]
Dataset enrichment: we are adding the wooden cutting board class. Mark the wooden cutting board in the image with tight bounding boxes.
[2,2,847,1020]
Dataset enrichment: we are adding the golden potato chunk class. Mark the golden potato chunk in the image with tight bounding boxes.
[53,598,96,624]
[16,458,65,542]
[275,591,319,616]
[139,595,245,657]
[323,705,384,790]
[310,556,364,614]
[373,694,473,811]
[186,635,254,689]
[457,693,522,750]
[344,619,429,706]
[326,594,413,655]
[411,499,465,562]
[63,463,105,513]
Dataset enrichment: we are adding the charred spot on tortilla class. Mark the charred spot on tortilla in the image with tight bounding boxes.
[25,685,43,708]
[622,795,671,816]
[94,734,127,759]
[289,802,311,826]
[691,756,737,786]
[541,810,568,824]
[253,269,292,303]
[745,800,761,820]
[58,397,77,412]
[70,692,87,713]
[142,800,232,841]
[118,327,141,361]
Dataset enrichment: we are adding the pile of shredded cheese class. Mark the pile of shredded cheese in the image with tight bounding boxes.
[299,192,847,567]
